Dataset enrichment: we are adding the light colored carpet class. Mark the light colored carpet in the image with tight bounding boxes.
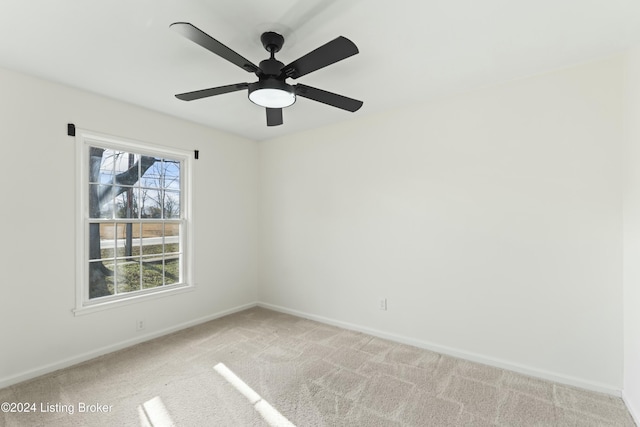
[0,307,635,426]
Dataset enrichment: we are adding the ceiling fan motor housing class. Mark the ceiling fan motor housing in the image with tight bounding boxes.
[259,58,285,76]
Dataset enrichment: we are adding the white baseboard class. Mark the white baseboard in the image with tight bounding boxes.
[257,302,622,397]
[2,300,625,401]
[0,302,258,389]
[622,390,640,426]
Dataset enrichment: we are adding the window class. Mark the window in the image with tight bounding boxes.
[75,130,193,313]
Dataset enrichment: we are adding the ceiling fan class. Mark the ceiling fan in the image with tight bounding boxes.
[171,22,363,126]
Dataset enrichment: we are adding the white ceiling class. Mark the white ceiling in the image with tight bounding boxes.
[1,0,640,141]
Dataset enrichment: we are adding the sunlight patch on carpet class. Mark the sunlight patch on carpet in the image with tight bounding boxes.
[214,362,296,427]
[138,396,176,427]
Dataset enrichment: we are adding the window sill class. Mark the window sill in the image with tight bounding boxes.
[73,284,196,316]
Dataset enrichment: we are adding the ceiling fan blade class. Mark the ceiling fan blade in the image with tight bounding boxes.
[175,83,249,101]
[266,108,283,126]
[295,84,363,112]
[281,36,358,79]
[170,22,259,73]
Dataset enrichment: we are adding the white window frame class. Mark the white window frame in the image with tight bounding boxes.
[74,129,194,315]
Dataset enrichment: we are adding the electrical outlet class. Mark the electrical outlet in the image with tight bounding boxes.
[136,320,145,331]
[379,298,387,311]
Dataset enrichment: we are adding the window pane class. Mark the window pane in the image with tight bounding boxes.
[141,160,162,188]
[116,223,140,258]
[101,149,119,169]
[99,223,116,259]
[141,222,163,256]
[89,184,113,219]
[162,160,181,190]
[165,223,179,254]
[114,187,138,219]
[113,151,139,175]
[142,260,164,289]
[88,260,115,298]
[115,259,140,294]
[141,189,163,218]
[89,147,110,184]
[164,191,180,219]
[165,258,180,285]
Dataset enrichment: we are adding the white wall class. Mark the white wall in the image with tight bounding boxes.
[0,67,259,386]
[258,56,625,392]
[623,47,640,421]
[0,51,633,404]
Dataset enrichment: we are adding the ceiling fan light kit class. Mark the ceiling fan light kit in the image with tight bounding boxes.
[248,80,296,108]
[171,23,363,127]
